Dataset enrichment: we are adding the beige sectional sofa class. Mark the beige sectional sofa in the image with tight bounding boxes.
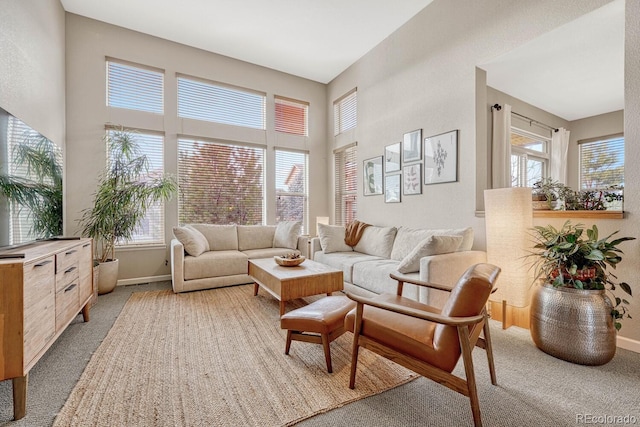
[170,222,307,293]
[310,223,486,307]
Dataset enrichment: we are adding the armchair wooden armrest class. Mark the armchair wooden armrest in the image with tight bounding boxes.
[389,272,454,296]
[345,292,486,327]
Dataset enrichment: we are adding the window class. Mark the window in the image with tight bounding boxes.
[579,134,624,190]
[107,129,166,246]
[275,150,308,232]
[333,89,357,136]
[510,128,549,187]
[177,76,266,130]
[275,96,308,136]
[178,138,265,225]
[106,60,164,114]
[334,144,357,226]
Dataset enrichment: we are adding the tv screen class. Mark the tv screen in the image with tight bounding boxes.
[0,106,63,249]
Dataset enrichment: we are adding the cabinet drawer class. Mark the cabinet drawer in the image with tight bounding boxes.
[56,263,79,293]
[24,256,55,309]
[55,282,79,331]
[23,295,55,368]
[56,246,80,273]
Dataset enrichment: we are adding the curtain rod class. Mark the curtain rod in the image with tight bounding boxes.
[492,104,558,133]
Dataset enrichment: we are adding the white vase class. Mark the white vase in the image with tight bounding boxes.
[97,258,119,295]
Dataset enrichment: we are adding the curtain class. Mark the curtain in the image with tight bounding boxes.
[491,103,512,188]
[550,127,570,184]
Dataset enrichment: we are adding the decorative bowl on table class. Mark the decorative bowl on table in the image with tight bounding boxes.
[274,254,305,267]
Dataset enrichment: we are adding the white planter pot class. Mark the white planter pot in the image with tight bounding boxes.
[98,258,119,295]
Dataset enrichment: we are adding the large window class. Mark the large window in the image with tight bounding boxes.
[107,129,166,246]
[275,150,308,232]
[333,89,357,136]
[177,76,266,130]
[334,144,357,226]
[579,134,624,190]
[275,96,308,136]
[178,138,265,225]
[510,128,549,187]
[106,60,164,114]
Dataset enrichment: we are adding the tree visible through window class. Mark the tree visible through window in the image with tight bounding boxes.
[579,135,624,190]
[275,150,307,232]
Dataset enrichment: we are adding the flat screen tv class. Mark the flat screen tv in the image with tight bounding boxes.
[0,106,63,250]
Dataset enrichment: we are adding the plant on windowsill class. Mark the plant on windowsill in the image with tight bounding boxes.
[528,220,635,365]
[79,128,177,294]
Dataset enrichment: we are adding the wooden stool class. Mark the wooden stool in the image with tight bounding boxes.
[280,296,356,373]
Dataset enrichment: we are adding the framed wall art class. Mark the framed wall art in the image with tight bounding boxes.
[363,156,383,195]
[402,129,422,163]
[424,130,458,185]
[384,142,401,173]
[403,163,422,195]
[384,174,401,203]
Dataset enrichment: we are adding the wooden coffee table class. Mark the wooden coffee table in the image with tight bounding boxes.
[249,258,344,315]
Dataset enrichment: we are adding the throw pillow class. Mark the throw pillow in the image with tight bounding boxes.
[173,226,209,257]
[273,221,302,249]
[397,235,463,273]
[317,223,353,253]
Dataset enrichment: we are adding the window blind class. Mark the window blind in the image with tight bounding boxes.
[333,89,357,136]
[579,135,624,190]
[178,138,265,225]
[107,60,164,114]
[334,144,358,226]
[275,149,307,232]
[275,96,308,136]
[177,76,266,130]
[107,130,166,246]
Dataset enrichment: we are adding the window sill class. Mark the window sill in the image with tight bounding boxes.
[533,210,624,219]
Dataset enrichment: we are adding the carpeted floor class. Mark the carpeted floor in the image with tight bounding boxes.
[1,281,639,426]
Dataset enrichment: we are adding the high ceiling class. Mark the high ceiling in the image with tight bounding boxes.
[60,0,624,121]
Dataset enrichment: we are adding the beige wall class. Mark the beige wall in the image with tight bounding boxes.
[64,14,328,281]
[328,0,640,343]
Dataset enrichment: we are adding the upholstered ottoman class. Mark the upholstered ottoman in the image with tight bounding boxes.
[280,296,356,373]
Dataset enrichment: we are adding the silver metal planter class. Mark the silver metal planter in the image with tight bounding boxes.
[530,283,616,365]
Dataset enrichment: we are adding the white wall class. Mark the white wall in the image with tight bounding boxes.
[328,0,640,344]
[65,14,328,280]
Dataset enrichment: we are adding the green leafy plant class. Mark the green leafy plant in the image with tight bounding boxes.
[79,128,177,263]
[530,220,635,330]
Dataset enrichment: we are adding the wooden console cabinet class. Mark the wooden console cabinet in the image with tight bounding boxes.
[0,238,94,420]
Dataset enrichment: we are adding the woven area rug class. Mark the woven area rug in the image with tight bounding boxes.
[54,285,417,426]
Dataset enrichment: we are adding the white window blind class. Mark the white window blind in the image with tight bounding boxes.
[108,130,166,246]
[178,138,265,225]
[333,89,357,136]
[334,144,357,226]
[275,150,308,233]
[106,60,164,114]
[275,96,308,136]
[579,135,624,190]
[177,76,266,130]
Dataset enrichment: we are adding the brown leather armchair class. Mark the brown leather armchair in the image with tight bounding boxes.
[345,263,501,427]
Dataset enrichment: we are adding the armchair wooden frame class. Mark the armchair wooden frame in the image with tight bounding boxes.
[347,271,498,427]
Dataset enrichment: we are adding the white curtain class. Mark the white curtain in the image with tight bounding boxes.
[550,127,570,184]
[491,103,512,188]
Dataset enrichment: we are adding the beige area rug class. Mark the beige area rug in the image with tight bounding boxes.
[54,285,417,427]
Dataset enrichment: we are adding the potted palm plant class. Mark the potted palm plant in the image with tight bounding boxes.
[529,221,634,365]
[79,128,176,294]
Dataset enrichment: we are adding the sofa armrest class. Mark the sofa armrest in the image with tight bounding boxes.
[170,239,186,293]
[296,235,310,258]
[309,237,322,260]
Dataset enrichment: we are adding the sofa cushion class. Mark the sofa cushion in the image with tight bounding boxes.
[190,224,238,251]
[243,247,301,259]
[273,221,301,250]
[314,251,382,283]
[353,226,397,258]
[238,225,277,251]
[173,226,209,257]
[317,223,353,253]
[351,259,420,297]
[390,226,474,260]
[183,250,248,280]
[397,235,463,273]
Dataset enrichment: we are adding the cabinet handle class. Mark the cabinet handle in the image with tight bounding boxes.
[83,243,91,248]
[65,250,78,255]
[35,260,53,267]
[64,266,77,274]
[64,283,77,292]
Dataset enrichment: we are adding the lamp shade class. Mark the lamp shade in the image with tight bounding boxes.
[315,216,329,236]
[484,188,533,308]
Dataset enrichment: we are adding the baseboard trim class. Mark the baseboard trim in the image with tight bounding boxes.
[617,335,640,354]
[117,275,172,287]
